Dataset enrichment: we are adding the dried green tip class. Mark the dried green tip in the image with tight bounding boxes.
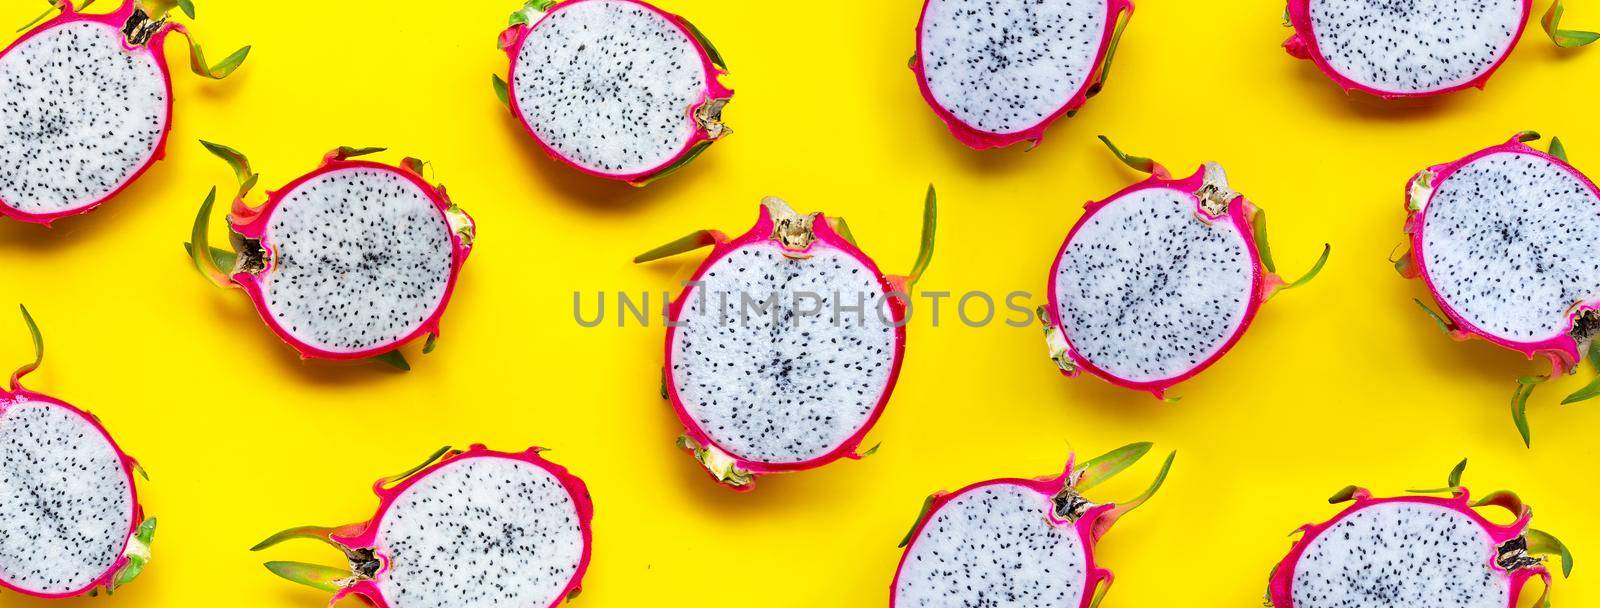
[371,350,410,371]
[1527,528,1575,577]
[263,561,349,593]
[492,74,510,108]
[898,494,939,548]
[1098,135,1162,175]
[907,185,937,286]
[634,230,720,263]
[1544,0,1600,48]
[1328,485,1361,504]
[1073,442,1153,492]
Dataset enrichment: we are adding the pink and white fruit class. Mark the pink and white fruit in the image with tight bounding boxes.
[253,445,593,608]
[1041,137,1328,398]
[0,0,247,225]
[1395,132,1600,444]
[187,144,474,366]
[0,306,155,598]
[912,0,1133,149]
[636,191,936,490]
[495,0,732,185]
[892,443,1173,608]
[1267,461,1573,608]
[1282,0,1596,99]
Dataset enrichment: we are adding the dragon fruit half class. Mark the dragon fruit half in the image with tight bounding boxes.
[186,143,475,369]
[1395,132,1600,445]
[494,0,731,185]
[892,442,1173,608]
[912,0,1134,149]
[0,306,156,598]
[253,445,593,608]
[1283,0,1597,99]
[0,0,247,225]
[1267,460,1573,608]
[635,190,937,490]
[1041,137,1329,399]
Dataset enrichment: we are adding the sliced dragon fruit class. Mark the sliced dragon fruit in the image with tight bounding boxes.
[912,0,1134,149]
[892,443,1173,608]
[635,191,937,490]
[253,445,593,608]
[0,306,155,598]
[1283,0,1596,99]
[1041,137,1329,399]
[494,0,731,185]
[0,0,247,225]
[1267,460,1573,608]
[186,144,474,368]
[1395,132,1600,445]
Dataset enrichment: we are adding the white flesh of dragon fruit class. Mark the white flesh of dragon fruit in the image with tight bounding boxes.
[512,0,703,175]
[1422,152,1600,342]
[375,456,584,607]
[1291,502,1508,608]
[673,244,894,464]
[1308,0,1522,93]
[1055,188,1254,382]
[0,401,133,594]
[896,484,1087,607]
[262,168,452,353]
[919,0,1106,134]
[0,21,167,215]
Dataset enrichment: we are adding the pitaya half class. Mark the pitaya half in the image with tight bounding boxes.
[912,0,1134,149]
[1282,0,1597,99]
[253,445,593,608]
[186,143,475,369]
[892,442,1173,608]
[0,305,156,598]
[1267,460,1573,608]
[1041,137,1329,399]
[1395,132,1600,445]
[0,0,248,225]
[635,190,937,490]
[493,0,732,185]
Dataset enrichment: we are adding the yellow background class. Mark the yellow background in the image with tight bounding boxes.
[1,0,1598,606]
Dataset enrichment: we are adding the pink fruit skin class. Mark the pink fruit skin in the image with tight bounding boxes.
[0,0,178,226]
[890,457,1116,608]
[222,153,474,361]
[1045,165,1276,399]
[498,0,732,184]
[911,0,1133,150]
[1282,0,1532,99]
[0,382,143,599]
[320,445,594,608]
[661,205,908,491]
[1266,488,1547,608]
[1400,133,1600,374]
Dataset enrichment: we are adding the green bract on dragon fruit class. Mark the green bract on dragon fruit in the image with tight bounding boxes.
[0,0,248,224]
